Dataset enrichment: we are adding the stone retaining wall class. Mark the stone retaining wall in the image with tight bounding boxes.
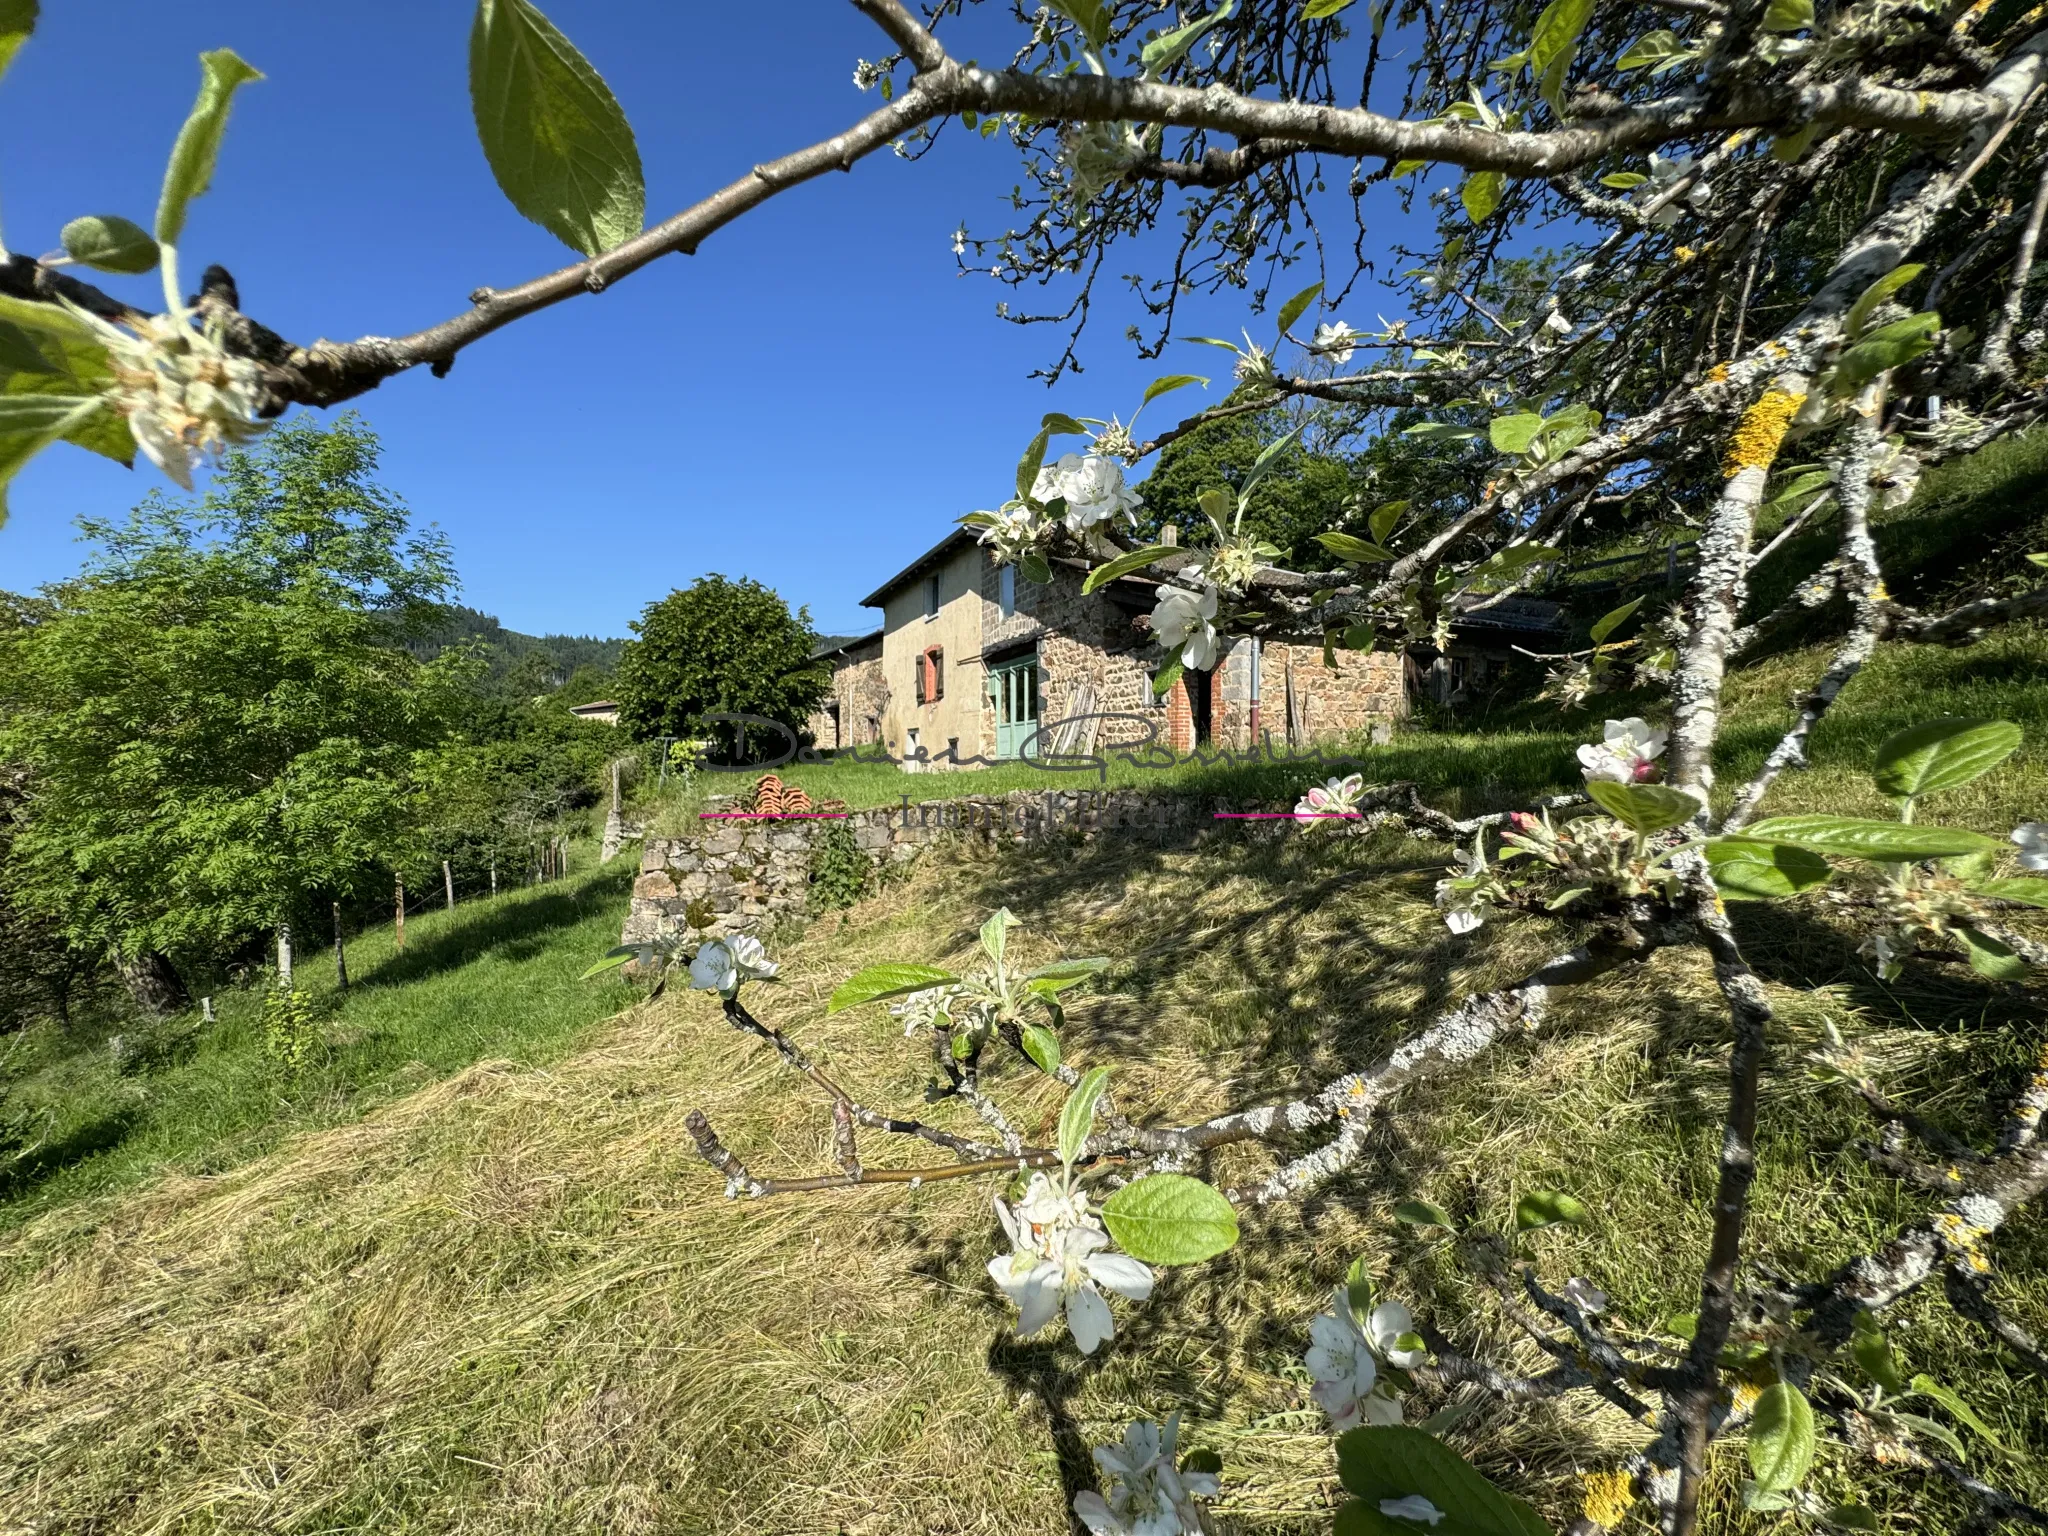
[621,788,1205,947]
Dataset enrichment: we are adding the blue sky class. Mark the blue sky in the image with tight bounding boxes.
[0,2,1427,639]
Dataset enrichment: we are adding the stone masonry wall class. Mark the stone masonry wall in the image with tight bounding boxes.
[979,560,1159,755]
[622,788,1203,947]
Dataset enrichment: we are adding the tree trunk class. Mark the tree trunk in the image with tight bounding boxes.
[395,876,406,952]
[490,858,497,897]
[333,901,348,990]
[114,949,190,1018]
[443,859,455,910]
[277,922,294,989]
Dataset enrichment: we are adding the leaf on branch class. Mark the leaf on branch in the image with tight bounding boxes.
[1958,927,2028,981]
[1585,781,1701,833]
[1042,411,1092,436]
[1020,1022,1061,1074]
[1849,1314,1906,1393]
[1139,374,1208,410]
[1152,652,1185,697]
[826,963,962,1013]
[1461,171,1505,225]
[980,907,1019,968]
[1846,264,1926,341]
[577,945,646,980]
[1047,0,1112,49]
[1615,29,1680,68]
[1369,499,1409,543]
[1973,877,2048,910]
[156,49,264,247]
[1742,815,1999,861]
[1303,0,1357,16]
[1829,312,1940,394]
[1316,531,1397,564]
[1706,838,1831,900]
[1141,0,1236,76]
[60,214,159,275]
[1488,412,1545,454]
[1084,544,1177,594]
[1599,171,1648,189]
[0,395,105,529]
[1276,280,1324,339]
[1907,1374,2015,1455]
[1101,1173,1240,1264]
[1335,1427,1552,1535]
[1058,1065,1111,1167]
[469,0,646,257]
[0,0,35,85]
[1748,1381,1817,1492]
[1024,956,1112,988]
[1870,717,2021,801]
[1529,0,1594,79]
[1514,1188,1589,1231]
[1393,1198,1456,1230]
[1020,549,1054,585]
[1761,0,1814,31]
[1016,425,1054,503]
[1588,595,1643,646]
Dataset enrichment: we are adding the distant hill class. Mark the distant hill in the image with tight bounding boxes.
[404,604,627,688]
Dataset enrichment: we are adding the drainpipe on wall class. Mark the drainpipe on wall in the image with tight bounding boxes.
[1246,637,1262,745]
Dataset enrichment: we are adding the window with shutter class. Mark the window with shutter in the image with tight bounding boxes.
[930,648,944,700]
[914,657,927,705]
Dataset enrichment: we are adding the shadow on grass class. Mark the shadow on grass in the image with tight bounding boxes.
[354,863,635,993]
[0,1108,139,1200]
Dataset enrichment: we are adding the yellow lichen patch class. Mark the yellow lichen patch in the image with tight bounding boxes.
[1674,245,1698,263]
[1582,1468,1634,1526]
[1732,1380,1763,1413]
[1707,363,1731,383]
[1722,388,1807,477]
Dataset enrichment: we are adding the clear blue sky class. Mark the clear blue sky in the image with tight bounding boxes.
[0,2,1426,639]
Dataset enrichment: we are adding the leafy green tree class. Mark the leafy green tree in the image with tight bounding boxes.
[0,417,468,992]
[615,575,825,757]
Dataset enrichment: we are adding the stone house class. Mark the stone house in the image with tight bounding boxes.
[847,529,1411,767]
[805,631,886,750]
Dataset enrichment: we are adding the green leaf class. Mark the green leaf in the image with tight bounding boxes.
[1021,1022,1061,1074]
[0,395,104,527]
[1772,122,1822,161]
[1588,596,1644,646]
[1083,544,1176,594]
[1152,652,1185,697]
[826,963,961,1013]
[1744,815,2000,861]
[0,318,133,468]
[1394,1199,1456,1229]
[1345,1254,1376,1316]
[1514,1188,1589,1231]
[1665,1312,1698,1340]
[1461,171,1505,225]
[0,320,57,376]
[1762,0,1814,30]
[1140,373,1208,409]
[1140,0,1236,77]
[1847,263,1926,341]
[1748,1381,1817,1492]
[1182,1446,1224,1476]
[1316,531,1397,563]
[1488,412,1545,454]
[1907,1374,2013,1455]
[1706,838,1832,900]
[1276,279,1324,339]
[469,0,645,256]
[1600,171,1649,189]
[578,945,645,980]
[1335,1426,1553,1535]
[1584,780,1702,833]
[1241,424,1304,501]
[1017,425,1053,502]
[1959,927,2029,980]
[1973,877,2048,909]
[1766,469,1834,509]
[1020,549,1054,585]
[156,49,264,247]
[1024,956,1112,988]
[1850,1318,1906,1393]
[1832,311,1940,393]
[1825,1508,1880,1532]
[1871,718,2022,801]
[1042,411,1091,436]
[0,0,36,85]
[59,214,159,275]
[1529,0,1595,77]
[1369,499,1409,543]
[1047,0,1111,48]
[1615,29,1679,68]
[1058,1065,1111,1167]
[1891,1411,1966,1460]
[980,907,1018,968]
[1101,1173,1240,1264]
[1304,0,1357,15]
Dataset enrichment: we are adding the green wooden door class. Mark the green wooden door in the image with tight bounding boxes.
[989,656,1040,760]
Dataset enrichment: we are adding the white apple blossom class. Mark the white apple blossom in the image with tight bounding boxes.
[889,983,965,1037]
[1150,581,1220,671]
[975,504,1045,565]
[1542,309,1572,336]
[1054,452,1145,531]
[79,306,270,491]
[687,934,777,997]
[1296,773,1366,823]
[1434,837,1492,935]
[1644,151,1714,227]
[1073,1413,1220,1536]
[1312,320,1360,364]
[989,1171,1154,1354]
[1563,1277,1610,1315]
[2012,822,2048,871]
[1379,1496,1446,1526]
[1859,930,1904,981]
[1305,1285,1413,1429]
[1577,717,1668,784]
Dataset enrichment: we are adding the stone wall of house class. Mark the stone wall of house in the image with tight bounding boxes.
[1212,640,1406,749]
[978,560,1160,755]
[806,646,888,750]
[621,788,1206,947]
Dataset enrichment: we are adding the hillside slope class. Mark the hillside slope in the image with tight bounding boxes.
[2,623,2043,1533]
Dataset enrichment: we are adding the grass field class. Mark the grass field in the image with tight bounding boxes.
[0,856,640,1236]
[2,613,2043,1533]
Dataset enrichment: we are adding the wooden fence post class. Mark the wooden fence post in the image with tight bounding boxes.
[395,876,406,952]
[443,859,455,910]
[333,901,348,990]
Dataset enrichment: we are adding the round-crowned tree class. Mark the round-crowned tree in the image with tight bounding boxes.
[614,575,826,759]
